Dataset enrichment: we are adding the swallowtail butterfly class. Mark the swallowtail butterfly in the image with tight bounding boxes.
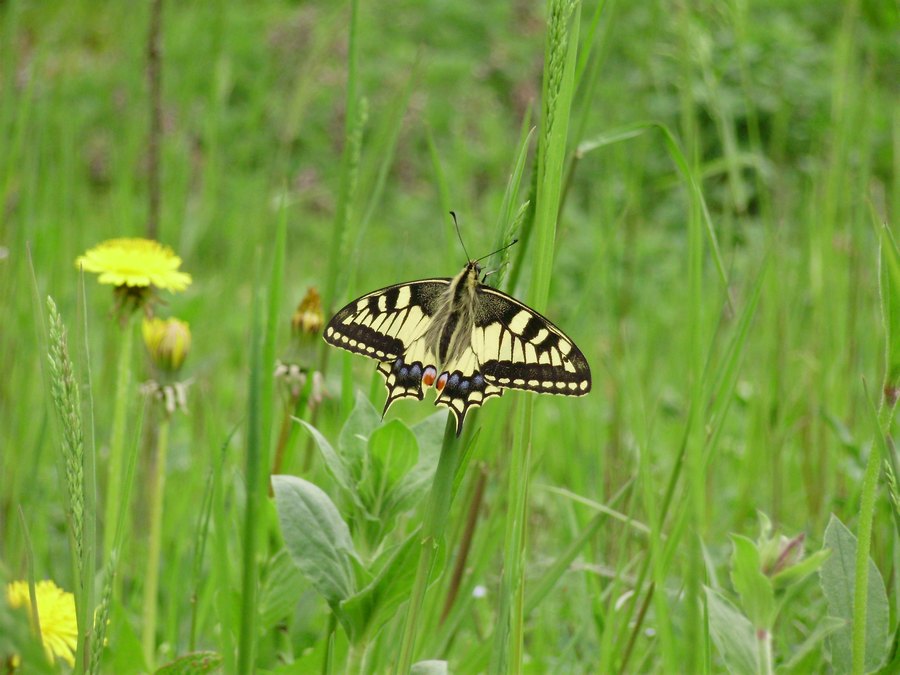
[324,240,591,435]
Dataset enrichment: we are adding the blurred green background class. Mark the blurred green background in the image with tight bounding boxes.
[1,0,898,672]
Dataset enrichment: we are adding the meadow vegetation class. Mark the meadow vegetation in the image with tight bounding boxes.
[1,0,898,672]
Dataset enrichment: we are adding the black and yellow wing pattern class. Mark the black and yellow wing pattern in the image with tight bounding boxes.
[324,264,591,434]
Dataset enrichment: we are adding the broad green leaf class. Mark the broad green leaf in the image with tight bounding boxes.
[410,411,448,467]
[273,475,357,605]
[298,420,354,497]
[368,419,418,488]
[705,587,758,675]
[154,652,223,674]
[258,550,306,632]
[340,527,446,643]
[731,534,776,630]
[386,412,450,514]
[411,661,448,675]
[339,391,382,481]
[820,515,889,673]
[778,616,845,673]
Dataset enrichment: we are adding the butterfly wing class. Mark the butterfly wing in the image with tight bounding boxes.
[470,285,592,395]
[324,279,450,411]
[432,347,505,435]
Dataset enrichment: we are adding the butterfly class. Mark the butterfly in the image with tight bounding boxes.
[323,236,591,435]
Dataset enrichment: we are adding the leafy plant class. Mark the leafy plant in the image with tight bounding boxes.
[273,399,449,658]
[707,512,832,674]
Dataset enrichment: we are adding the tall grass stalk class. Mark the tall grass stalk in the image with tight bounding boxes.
[237,257,265,674]
[103,317,134,562]
[851,419,880,675]
[396,417,459,673]
[141,415,170,668]
[17,507,41,652]
[76,272,97,675]
[46,298,85,582]
[492,1,580,671]
[320,0,361,336]
[46,296,93,671]
[238,210,286,671]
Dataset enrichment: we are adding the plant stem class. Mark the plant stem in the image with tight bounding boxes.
[142,414,170,669]
[851,442,881,675]
[756,629,774,675]
[440,463,487,624]
[103,316,134,563]
[146,0,163,239]
[396,417,458,673]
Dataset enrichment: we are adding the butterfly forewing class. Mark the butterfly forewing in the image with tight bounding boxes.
[324,279,449,362]
[471,286,592,395]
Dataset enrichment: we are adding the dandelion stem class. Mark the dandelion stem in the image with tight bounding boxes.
[103,316,135,563]
[396,416,458,673]
[142,414,170,669]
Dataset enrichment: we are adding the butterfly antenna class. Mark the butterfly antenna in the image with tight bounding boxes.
[450,211,471,262]
[475,238,519,263]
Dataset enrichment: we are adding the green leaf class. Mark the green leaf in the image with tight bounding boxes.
[297,420,356,500]
[368,419,418,488]
[389,412,446,509]
[778,616,845,673]
[339,391,382,481]
[272,475,358,605]
[820,514,889,673]
[411,661,448,675]
[705,587,758,675]
[341,527,447,643]
[730,534,776,630]
[258,550,306,633]
[771,548,830,589]
[154,652,223,674]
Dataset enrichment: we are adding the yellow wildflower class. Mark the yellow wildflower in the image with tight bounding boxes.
[143,316,191,373]
[75,238,192,292]
[6,580,78,667]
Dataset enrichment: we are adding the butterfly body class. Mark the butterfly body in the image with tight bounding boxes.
[324,261,591,435]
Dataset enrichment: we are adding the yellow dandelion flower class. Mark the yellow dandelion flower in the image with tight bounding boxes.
[143,316,191,372]
[75,238,192,292]
[6,580,78,667]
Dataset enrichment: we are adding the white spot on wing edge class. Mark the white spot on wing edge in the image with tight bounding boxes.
[509,309,531,335]
[532,328,549,344]
[396,285,411,308]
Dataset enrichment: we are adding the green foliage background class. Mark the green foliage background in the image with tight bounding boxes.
[1,0,897,672]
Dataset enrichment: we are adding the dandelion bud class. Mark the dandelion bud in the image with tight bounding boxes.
[143,317,191,373]
[291,286,323,337]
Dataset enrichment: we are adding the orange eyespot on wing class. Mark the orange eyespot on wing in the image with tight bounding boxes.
[423,366,437,387]
[436,372,449,391]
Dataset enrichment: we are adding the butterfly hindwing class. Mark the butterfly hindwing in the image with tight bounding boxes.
[432,349,504,434]
[471,286,592,395]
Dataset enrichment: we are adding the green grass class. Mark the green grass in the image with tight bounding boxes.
[1,0,898,672]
